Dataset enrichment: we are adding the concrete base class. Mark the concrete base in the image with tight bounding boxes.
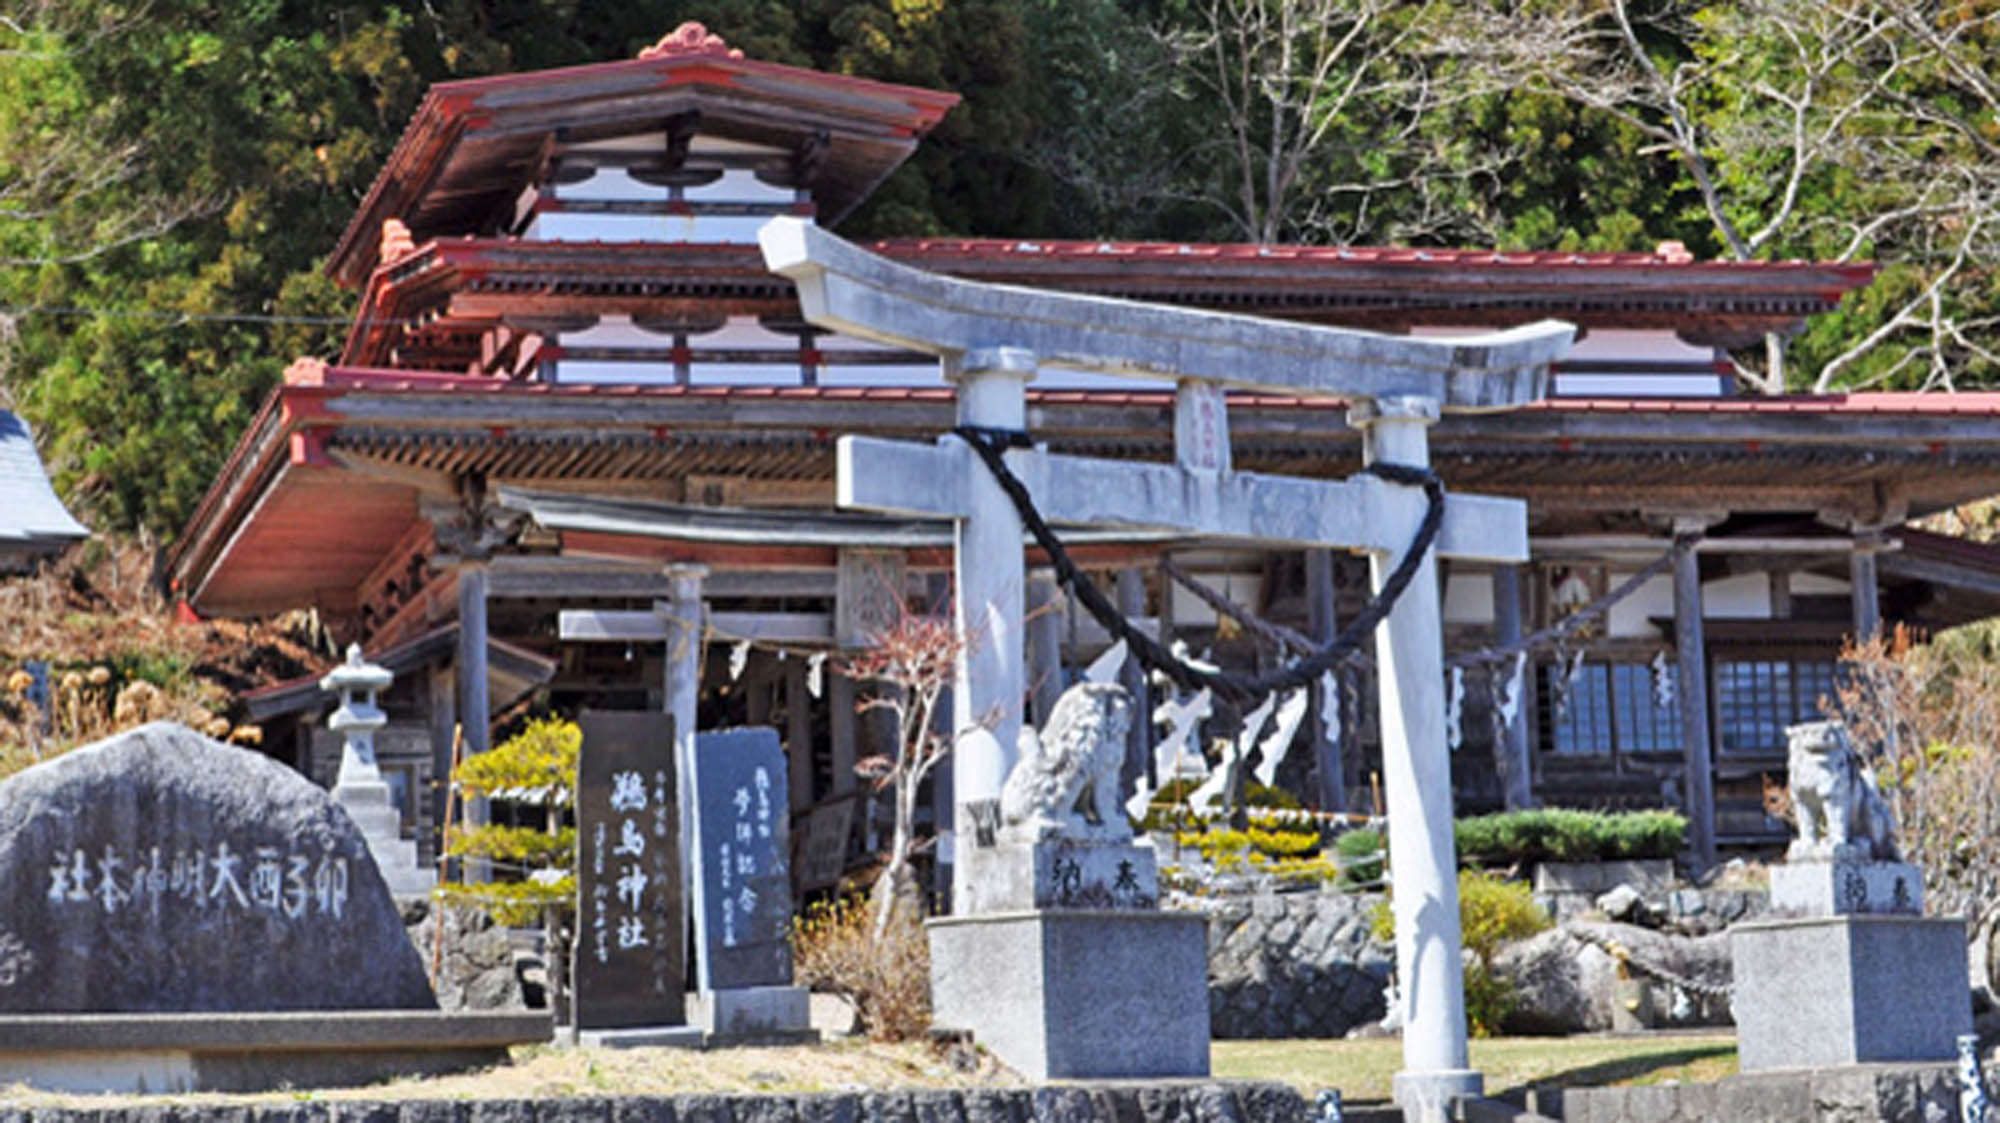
[1393,1068,1483,1123]
[1769,860,1922,916]
[929,909,1209,1081]
[691,986,820,1047]
[1732,915,1969,1071]
[0,1010,550,1093]
[573,1024,706,1049]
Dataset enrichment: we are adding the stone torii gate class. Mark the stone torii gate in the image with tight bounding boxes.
[762,218,1570,1117]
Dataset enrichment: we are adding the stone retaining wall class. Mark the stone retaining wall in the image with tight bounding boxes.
[1204,890,1392,1039]
[1553,1063,1960,1123]
[0,1083,1312,1123]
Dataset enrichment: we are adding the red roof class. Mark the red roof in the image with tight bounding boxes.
[872,236,1877,279]
[292,364,2000,417]
[328,39,960,289]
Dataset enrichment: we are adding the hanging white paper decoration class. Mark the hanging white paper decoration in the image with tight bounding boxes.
[1318,672,1341,748]
[1650,649,1676,710]
[1084,638,1129,684]
[1252,690,1309,787]
[1445,665,1466,752]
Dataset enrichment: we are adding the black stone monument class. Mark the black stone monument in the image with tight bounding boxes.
[574,710,682,1030]
[691,726,793,990]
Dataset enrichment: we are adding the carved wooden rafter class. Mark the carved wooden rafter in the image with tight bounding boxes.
[422,475,523,563]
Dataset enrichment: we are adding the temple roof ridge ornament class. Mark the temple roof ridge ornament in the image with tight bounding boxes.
[283,356,328,386]
[379,219,417,267]
[639,22,745,61]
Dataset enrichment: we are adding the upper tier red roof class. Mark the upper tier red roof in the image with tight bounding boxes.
[328,36,960,289]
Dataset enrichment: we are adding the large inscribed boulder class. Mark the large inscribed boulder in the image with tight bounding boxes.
[0,722,435,1011]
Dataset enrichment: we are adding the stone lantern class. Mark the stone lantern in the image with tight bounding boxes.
[324,644,434,896]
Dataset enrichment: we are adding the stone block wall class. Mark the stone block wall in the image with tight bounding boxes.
[0,1083,1313,1123]
[1204,890,1392,1039]
[1555,1063,1960,1123]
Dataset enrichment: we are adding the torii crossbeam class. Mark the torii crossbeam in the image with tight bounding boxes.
[762,217,1571,1114]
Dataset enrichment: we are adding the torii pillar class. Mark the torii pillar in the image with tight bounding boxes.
[762,218,1570,1116]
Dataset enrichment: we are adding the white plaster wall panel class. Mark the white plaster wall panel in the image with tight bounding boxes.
[559,315,657,348]
[524,211,771,243]
[688,316,809,385]
[1443,573,1495,625]
[682,168,795,205]
[549,315,674,384]
[1563,329,1713,363]
[1608,574,1675,638]
[814,329,940,387]
[553,166,668,203]
[1168,574,1263,628]
[549,360,675,384]
[1791,573,1851,595]
[1551,373,1721,397]
[1702,572,1771,618]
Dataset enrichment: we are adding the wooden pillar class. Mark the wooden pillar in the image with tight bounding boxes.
[1305,548,1345,812]
[455,561,491,756]
[454,560,491,877]
[786,657,814,813]
[1850,532,1882,644]
[1672,534,1717,874]
[1768,571,1793,620]
[829,671,858,795]
[1115,567,1152,790]
[1026,570,1064,729]
[1492,564,1534,811]
[427,665,456,869]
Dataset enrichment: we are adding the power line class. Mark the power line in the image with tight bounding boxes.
[0,304,419,328]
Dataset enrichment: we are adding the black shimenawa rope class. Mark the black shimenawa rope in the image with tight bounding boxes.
[948,425,1445,707]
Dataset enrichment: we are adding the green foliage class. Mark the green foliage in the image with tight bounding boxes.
[1454,809,1686,867]
[1371,869,1550,1037]
[1334,826,1384,888]
[445,824,576,866]
[453,716,579,804]
[436,876,574,928]
[442,716,579,925]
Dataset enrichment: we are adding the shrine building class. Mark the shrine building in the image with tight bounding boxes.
[167,24,2000,876]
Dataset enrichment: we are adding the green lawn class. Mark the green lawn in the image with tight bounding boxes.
[1212,1034,1738,1103]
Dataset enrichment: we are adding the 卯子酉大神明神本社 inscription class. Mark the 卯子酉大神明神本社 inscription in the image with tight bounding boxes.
[576,711,683,1030]
[44,841,350,921]
[0,722,434,1012]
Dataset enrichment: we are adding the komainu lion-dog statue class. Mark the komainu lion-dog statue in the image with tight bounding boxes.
[999,681,1135,843]
[1786,719,1899,863]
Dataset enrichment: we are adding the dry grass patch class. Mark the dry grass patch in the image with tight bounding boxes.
[1211,1033,1737,1102]
[1,1040,1019,1107]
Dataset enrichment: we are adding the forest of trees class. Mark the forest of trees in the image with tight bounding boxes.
[1,0,1996,538]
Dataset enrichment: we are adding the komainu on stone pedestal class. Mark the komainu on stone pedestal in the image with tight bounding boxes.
[934,680,1209,1079]
[1735,717,1965,1072]
[999,681,1133,843]
[1785,719,1898,864]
